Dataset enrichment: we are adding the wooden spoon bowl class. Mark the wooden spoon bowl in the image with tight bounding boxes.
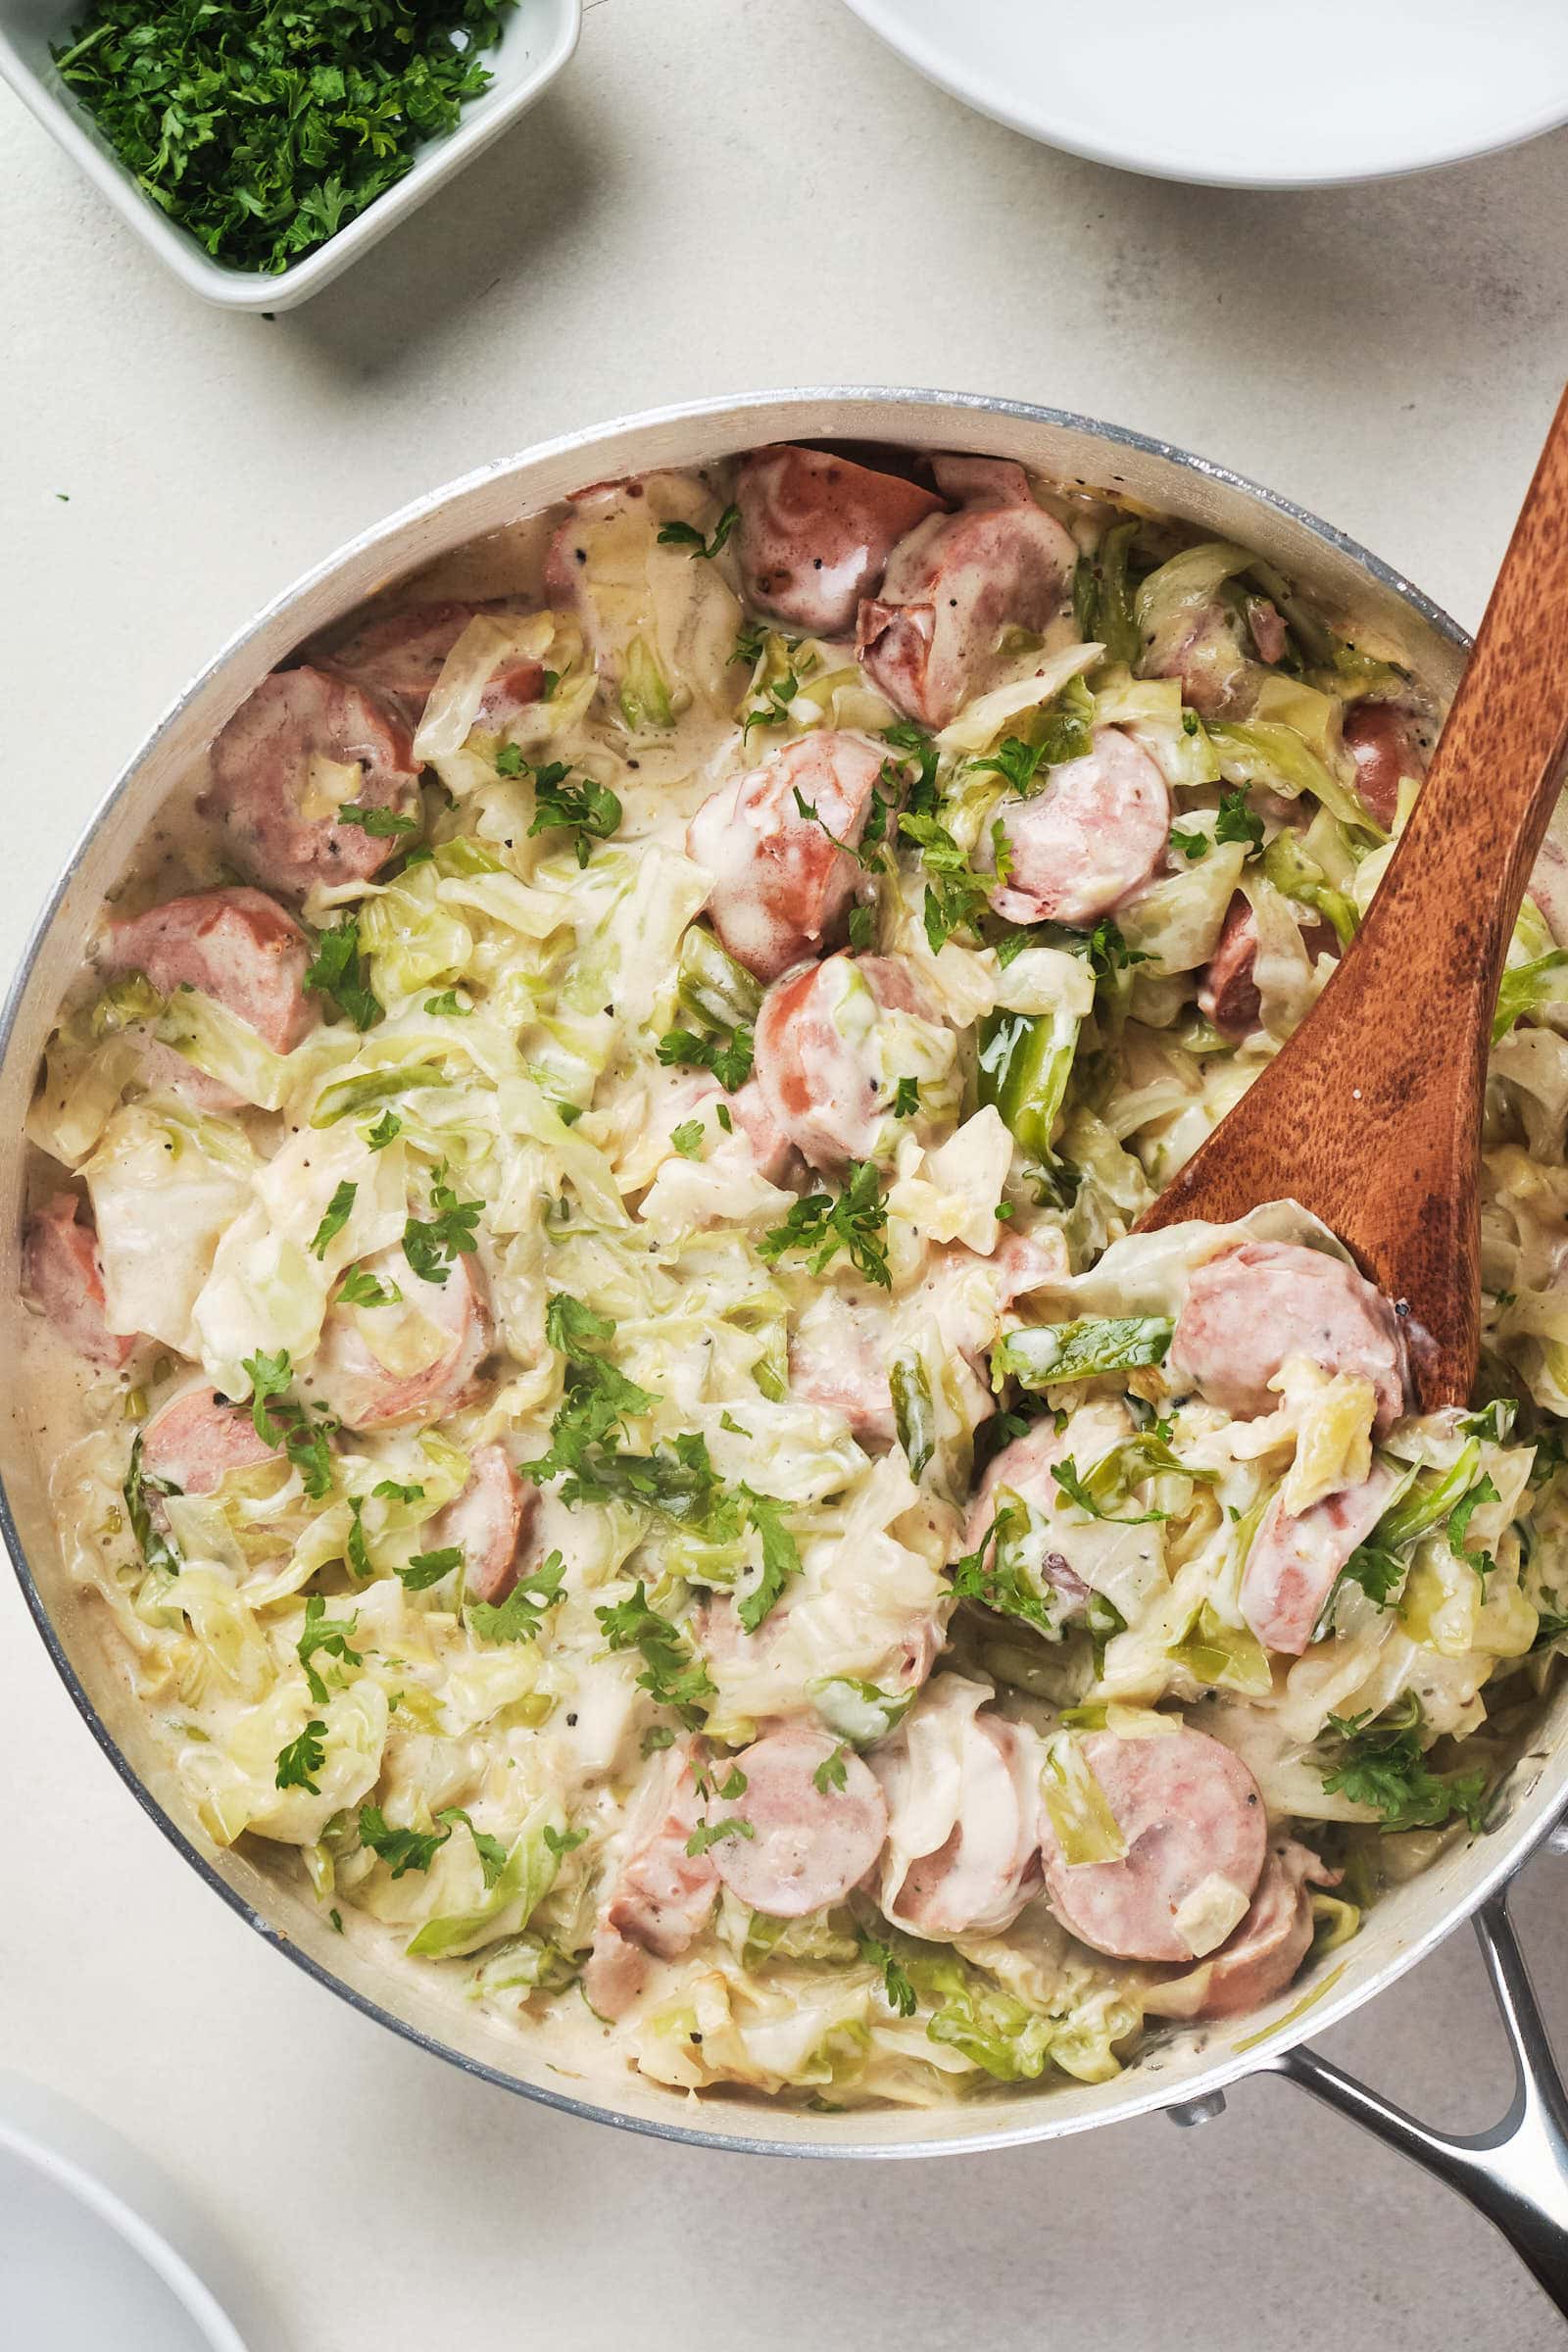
[1138,388,1568,1411]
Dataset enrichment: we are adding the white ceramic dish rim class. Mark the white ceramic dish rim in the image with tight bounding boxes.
[836,0,1568,189]
[0,0,580,311]
[4,386,1567,2183]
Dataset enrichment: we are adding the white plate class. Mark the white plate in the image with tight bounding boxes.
[0,2073,260,2351]
[0,0,579,309]
[840,0,1568,187]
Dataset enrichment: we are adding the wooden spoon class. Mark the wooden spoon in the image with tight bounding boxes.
[1137,386,1568,1411]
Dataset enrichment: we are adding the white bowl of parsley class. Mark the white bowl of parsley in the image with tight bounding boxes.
[0,0,580,308]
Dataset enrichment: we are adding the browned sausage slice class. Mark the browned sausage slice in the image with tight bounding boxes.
[325,602,545,723]
[1197,894,1263,1038]
[734,446,946,638]
[1342,699,1429,831]
[989,728,1170,928]
[1170,1240,1407,1434]
[883,1709,1042,1938]
[205,667,421,898]
[856,457,1076,728]
[101,888,314,1055]
[706,1726,888,1918]
[429,1443,534,1605]
[583,1738,719,2019]
[1039,1727,1268,1963]
[308,1250,490,1432]
[686,731,888,982]
[788,1292,896,1446]
[753,952,931,1170]
[23,1194,137,1369]
[140,1386,278,1495]
[1241,1460,1400,1654]
[1145,1838,1337,2020]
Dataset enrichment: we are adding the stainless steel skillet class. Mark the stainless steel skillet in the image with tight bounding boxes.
[5,388,1568,2310]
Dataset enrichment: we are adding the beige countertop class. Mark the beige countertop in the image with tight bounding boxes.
[5,3,1568,2342]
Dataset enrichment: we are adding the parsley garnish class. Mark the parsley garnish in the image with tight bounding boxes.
[596,1580,716,1722]
[812,1743,849,1794]
[423,989,469,1016]
[736,1490,802,1631]
[338,1263,401,1308]
[305,913,380,1031]
[670,1117,706,1159]
[893,1075,920,1119]
[340,804,418,839]
[882,723,938,812]
[656,1025,755,1092]
[372,1478,425,1503]
[732,622,767,668]
[543,1823,589,1857]
[685,1817,755,1856]
[365,1109,402,1151]
[241,1348,337,1498]
[399,1546,464,1591]
[859,1932,917,2017]
[346,1496,372,1580]
[950,1506,1062,1636]
[1337,1544,1406,1607]
[1320,1696,1487,1833]
[525,759,621,867]
[296,1593,363,1702]
[1214,787,1265,852]
[358,1802,503,1883]
[759,1159,890,1287]
[122,1431,179,1577]
[309,1180,357,1260]
[274,1720,327,1793]
[1052,1454,1167,1526]
[467,1549,567,1642]
[897,809,993,953]
[402,1176,481,1287]
[1169,824,1209,860]
[51,0,520,276]
[545,1294,616,1353]
[658,505,739,561]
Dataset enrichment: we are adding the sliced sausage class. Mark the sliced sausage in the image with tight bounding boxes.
[101,888,313,1053]
[204,666,421,898]
[326,602,545,723]
[1246,596,1287,666]
[1040,1727,1267,1963]
[788,1290,895,1446]
[1343,699,1429,831]
[961,1420,1092,1615]
[734,445,945,638]
[1241,1459,1400,1655]
[686,731,888,983]
[989,727,1170,929]
[727,1081,794,1183]
[307,1249,490,1433]
[1170,1240,1407,1435]
[856,457,1077,728]
[1144,1838,1337,2021]
[431,1444,534,1606]
[583,1739,719,2019]
[753,951,931,1170]
[23,1194,137,1370]
[1197,895,1263,1039]
[706,1726,888,1919]
[140,1386,278,1496]
[875,1677,1042,1938]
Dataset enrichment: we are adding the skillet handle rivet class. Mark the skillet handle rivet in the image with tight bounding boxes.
[1167,2092,1227,2129]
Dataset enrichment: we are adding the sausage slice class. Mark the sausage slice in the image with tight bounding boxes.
[23,1194,138,1369]
[706,1726,888,1918]
[583,1739,719,2019]
[326,601,545,723]
[205,666,421,897]
[99,888,315,1112]
[1342,699,1428,831]
[735,445,945,638]
[1241,1459,1400,1654]
[430,1444,534,1605]
[989,727,1170,929]
[1170,1240,1407,1434]
[687,730,888,982]
[308,1249,491,1433]
[856,457,1076,728]
[753,951,932,1170]
[1145,1838,1337,2021]
[1040,1727,1267,1963]
[140,1386,278,1496]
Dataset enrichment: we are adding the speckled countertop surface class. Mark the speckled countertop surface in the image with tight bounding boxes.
[5,5,1568,2343]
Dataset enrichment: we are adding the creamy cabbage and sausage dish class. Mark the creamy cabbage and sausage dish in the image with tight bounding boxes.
[24,443,1568,2110]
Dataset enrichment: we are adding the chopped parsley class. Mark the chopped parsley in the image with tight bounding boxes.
[305,913,381,1032]
[467,1549,567,1642]
[759,1159,890,1288]
[669,1117,706,1159]
[543,1823,589,1857]
[893,1075,921,1119]
[308,1180,357,1260]
[859,1932,917,2018]
[525,760,621,867]
[296,1593,362,1702]
[274,1719,327,1793]
[402,1175,481,1287]
[340,803,418,838]
[422,989,469,1017]
[596,1580,716,1722]
[685,1817,755,1857]
[241,1348,337,1498]
[1214,787,1265,853]
[897,809,993,954]
[122,1431,179,1577]
[337,1263,401,1308]
[657,1024,755,1092]
[398,1546,465,1591]
[812,1743,850,1795]
[51,0,520,276]
[735,1490,802,1631]
[657,505,739,560]
[1319,1696,1487,1834]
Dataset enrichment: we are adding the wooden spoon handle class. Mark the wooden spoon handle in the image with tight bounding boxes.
[1141,383,1568,1407]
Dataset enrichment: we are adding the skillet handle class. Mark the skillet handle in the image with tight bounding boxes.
[1270,1889,1568,2315]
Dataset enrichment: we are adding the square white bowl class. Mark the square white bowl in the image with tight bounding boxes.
[0,0,580,310]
